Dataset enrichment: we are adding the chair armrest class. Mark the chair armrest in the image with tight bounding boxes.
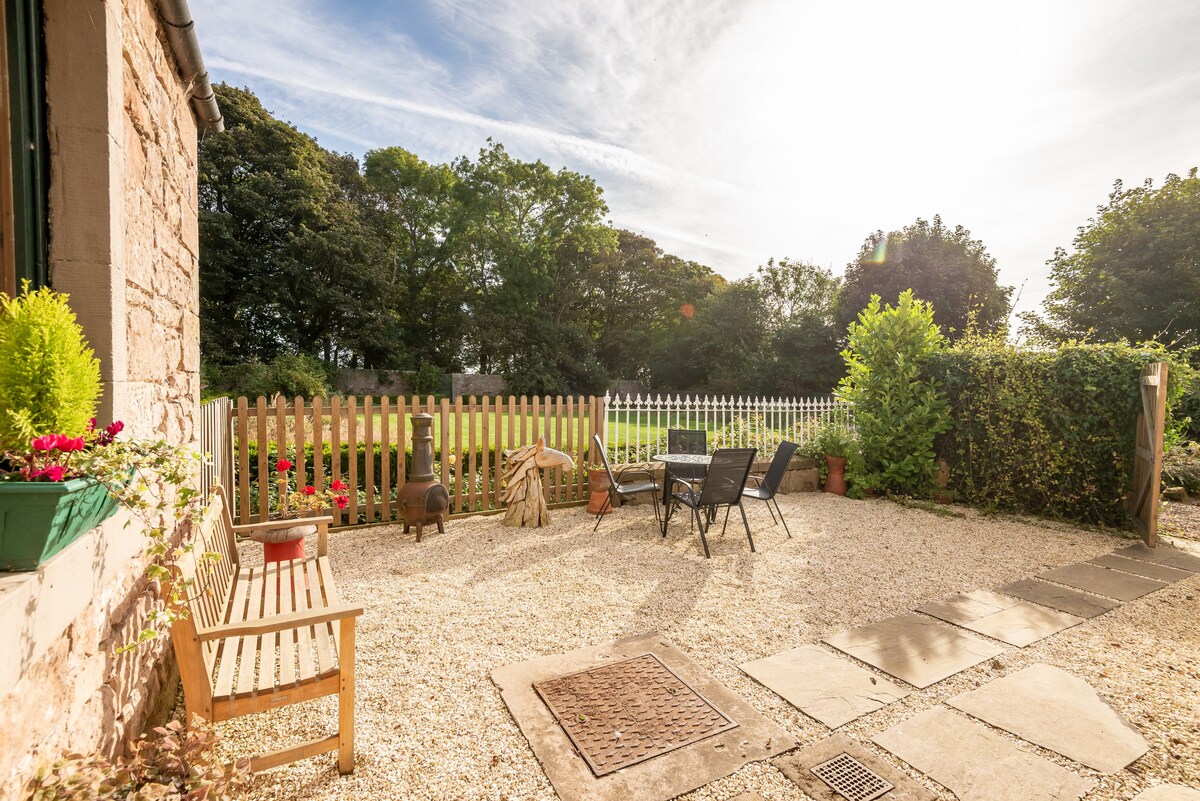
[745,474,764,487]
[615,467,656,484]
[233,516,335,557]
[231,516,335,534]
[668,475,697,490]
[196,603,364,641]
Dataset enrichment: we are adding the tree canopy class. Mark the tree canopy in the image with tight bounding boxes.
[839,216,1012,339]
[1033,169,1200,348]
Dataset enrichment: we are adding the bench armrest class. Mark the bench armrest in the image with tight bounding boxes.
[196,603,364,641]
[232,516,335,557]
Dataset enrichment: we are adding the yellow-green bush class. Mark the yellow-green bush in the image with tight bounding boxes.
[0,284,100,451]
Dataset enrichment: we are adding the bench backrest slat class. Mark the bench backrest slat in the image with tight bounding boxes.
[177,488,240,673]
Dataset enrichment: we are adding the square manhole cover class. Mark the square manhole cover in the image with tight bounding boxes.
[533,652,738,777]
[810,752,895,801]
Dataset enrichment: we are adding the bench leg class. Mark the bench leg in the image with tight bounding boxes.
[338,616,356,774]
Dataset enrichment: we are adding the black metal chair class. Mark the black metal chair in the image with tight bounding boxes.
[743,441,798,538]
[662,447,757,558]
[591,434,661,531]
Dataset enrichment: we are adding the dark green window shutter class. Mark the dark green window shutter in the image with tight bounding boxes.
[5,0,49,289]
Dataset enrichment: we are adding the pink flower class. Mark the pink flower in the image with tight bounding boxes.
[302,485,316,496]
[33,465,66,482]
[276,458,293,472]
[106,421,124,437]
[335,495,349,509]
[31,435,57,451]
[87,418,97,432]
[55,435,86,452]
[331,480,348,492]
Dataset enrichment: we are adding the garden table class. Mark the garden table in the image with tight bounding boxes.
[651,452,712,509]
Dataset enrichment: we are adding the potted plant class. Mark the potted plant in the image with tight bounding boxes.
[810,424,859,496]
[248,458,350,561]
[0,284,117,569]
[586,462,613,514]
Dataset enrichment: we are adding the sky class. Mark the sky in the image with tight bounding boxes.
[195,0,1200,319]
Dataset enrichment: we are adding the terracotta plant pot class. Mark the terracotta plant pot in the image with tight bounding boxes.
[250,522,314,564]
[586,468,613,515]
[823,456,848,496]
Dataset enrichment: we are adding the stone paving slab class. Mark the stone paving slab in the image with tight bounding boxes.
[873,706,1094,801]
[739,645,910,729]
[1115,543,1200,572]
[996,578,1120,618]
[1088,553,1195,583]
[1036,562,1167,601]
[823,613,1004,689]
[491,632,795,801]
[947,663,1149,773]
[917,589,1022,626]
[1131,785,1200,800]
[960,603,1084,647]
[773,733,937,801]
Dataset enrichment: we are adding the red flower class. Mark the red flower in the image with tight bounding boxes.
[87,418,97,432]
[302,485,316,496]
[105,421,124,437]
[33,465,66,482]
[276,459,293,472]
[331,480,348,492]
[55,435,86,452]
[31,435,57,451]
[335,495,349,509]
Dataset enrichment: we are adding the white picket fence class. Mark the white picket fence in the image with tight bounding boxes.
[602,393,852,464]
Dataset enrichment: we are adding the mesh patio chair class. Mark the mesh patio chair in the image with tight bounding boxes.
[667,428,707,484]
[591,434,661,531]
[662,447,757,558]
[743,440,798,538]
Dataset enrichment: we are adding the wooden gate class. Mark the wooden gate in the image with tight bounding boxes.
[1129,362,1168,547]
[199,396,235,500]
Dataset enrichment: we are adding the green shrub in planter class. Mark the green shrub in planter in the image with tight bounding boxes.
[0,283,101,451]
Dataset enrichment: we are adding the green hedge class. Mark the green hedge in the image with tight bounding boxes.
[242,441,517,488]
[927,339,1194,525]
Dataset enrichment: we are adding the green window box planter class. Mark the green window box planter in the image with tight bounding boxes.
[0,477,120,571]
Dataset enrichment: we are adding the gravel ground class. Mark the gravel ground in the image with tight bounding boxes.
[1161,500,1200,543]
[203,493,1200,801]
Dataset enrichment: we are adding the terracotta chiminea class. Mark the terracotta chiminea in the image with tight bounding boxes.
[397,413,449,542]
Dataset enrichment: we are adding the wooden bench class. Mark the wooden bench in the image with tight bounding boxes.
[168,487,363,773]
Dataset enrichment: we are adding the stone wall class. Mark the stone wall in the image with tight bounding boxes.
[336,368,412,396]
[0,0,202,793]
[452,373,507,399]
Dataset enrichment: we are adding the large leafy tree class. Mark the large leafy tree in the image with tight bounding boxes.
[1033,169,1200,347]
[451,141,616,393]
[363,147,465,371]
[839,216,1012,339]
[199,85,381,364]
[752,258,844,396]
[581,230,720,383]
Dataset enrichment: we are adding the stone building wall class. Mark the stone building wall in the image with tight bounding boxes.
[0,1,202,793]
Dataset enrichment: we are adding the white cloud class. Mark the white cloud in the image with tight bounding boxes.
[195,0,1200,316]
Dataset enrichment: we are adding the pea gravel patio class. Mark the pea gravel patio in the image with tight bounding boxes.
[202,493,1200,801]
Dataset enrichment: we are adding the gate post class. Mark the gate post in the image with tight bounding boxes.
[1130,362,1168,547]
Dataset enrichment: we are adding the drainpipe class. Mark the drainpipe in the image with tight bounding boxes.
[156,0,224,133]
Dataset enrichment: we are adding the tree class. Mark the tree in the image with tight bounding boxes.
[363,146,465,371]
[580,230,721,383]
[751,259,844,396]
[451,140,616,394]
[837,290,950,495]
[839,216,1012,339]
[1032,169,1200,347]
[199,85,382,365]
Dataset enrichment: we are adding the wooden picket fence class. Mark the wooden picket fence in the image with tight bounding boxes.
[227,395,605,527]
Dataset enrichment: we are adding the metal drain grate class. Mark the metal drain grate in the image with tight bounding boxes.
[810,752,894,801]
[533,652,738,777]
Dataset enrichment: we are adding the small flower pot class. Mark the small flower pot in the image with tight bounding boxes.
[249,522,314,564]
[586,468,613,515]
[0,477,120,571]
[823,456,848,496]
